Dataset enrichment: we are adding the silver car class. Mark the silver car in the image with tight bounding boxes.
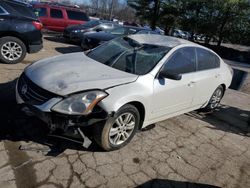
[16,34,233,150]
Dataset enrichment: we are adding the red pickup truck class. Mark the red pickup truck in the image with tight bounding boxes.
[33,3,90,32]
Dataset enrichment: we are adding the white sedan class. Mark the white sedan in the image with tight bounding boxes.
[16,34,233,150]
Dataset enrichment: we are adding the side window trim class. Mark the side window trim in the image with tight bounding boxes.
[158,46,197,76]
[0,5,9,15]
[195,47,198,71]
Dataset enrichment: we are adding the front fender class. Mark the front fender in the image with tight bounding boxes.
[98,76,154,122]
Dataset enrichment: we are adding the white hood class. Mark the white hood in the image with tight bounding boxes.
[25,52,138,96]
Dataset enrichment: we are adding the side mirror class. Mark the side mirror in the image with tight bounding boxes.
[159,70,182,80]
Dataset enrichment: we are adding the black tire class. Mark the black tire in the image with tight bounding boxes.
[94,104,140,151]
[0,36,27,64]
[203,85,224,111]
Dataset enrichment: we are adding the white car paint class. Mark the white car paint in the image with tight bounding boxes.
[17,34,233,130]
[24,53,138,96]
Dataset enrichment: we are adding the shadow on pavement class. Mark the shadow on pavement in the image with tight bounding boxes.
[0,79,102,157]
[43,36,70,45]
[188,105,250,137]
[137,179,221,188]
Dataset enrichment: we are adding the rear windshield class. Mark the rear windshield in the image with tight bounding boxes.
[87,37,171,75]
[66,10,89,21]
[4,1,37,19]
[82,20,100,27]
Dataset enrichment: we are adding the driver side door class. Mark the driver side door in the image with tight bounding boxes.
[151,47,197,120]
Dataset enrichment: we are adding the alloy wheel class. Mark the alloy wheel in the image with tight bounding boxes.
[1,41,23,61]
[109,112,136,146]
[210,88,223,109]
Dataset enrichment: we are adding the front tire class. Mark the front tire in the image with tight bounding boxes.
[0,36,27,64]
[204,85,224,111]
[94,104,140,151]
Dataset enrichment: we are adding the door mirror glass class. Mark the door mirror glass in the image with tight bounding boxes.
[159,70,182,80]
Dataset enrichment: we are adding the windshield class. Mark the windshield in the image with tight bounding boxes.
[87,37,171,75]
[82,20,100,27]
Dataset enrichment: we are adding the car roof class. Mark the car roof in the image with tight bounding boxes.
[33,2,85,12]
[128,34,201,48]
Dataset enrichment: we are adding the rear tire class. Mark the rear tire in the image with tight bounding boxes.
[0,36,26,64]
[203,85,224,111]
[94,104,140,151]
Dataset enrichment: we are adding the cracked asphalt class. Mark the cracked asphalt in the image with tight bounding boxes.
[0,35,249,188]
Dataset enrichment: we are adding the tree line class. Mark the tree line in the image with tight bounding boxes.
[128,0,250,46]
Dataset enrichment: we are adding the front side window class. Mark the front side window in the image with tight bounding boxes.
[162,47,196,75]
[197,48,220,71]
[50,9,63,19]
[34,7,47,17]
[66,10,89,21]
[87,37,171,75]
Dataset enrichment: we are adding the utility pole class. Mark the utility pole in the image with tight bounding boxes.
[109,0,114,21]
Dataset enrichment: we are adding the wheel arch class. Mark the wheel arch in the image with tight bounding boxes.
[126,101,145,130]
[220,83,226,97]
[0,32,28,51]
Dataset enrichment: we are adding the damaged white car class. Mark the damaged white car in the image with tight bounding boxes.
[16,34,233,151]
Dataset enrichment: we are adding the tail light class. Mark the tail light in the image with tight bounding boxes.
[32,21,43,30]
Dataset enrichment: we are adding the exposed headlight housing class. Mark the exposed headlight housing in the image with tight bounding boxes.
[52,90,108,115]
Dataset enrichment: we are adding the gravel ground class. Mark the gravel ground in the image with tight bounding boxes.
[0,35,249,188]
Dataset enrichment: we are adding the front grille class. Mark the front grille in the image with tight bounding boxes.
[18,74,57,105]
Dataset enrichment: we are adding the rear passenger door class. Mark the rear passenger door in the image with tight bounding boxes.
[191,48,221,107]
[48,8,65,32]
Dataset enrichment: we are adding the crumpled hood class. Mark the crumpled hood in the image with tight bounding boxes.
[24,53,138,96]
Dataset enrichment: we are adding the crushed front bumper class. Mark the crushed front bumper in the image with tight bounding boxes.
[16,86,109,132]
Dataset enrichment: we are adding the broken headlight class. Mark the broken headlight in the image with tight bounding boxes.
[52,90,108,115]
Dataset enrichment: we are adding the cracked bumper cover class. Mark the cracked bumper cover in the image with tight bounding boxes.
[16,88,109,130]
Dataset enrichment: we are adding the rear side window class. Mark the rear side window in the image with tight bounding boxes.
[34,7,47,17]
[66,10,89,21]
[50,9,63,19]
[4,2,36,18]
[197,48,220,71]
[0,6,5,14]
[163,47,196,74]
